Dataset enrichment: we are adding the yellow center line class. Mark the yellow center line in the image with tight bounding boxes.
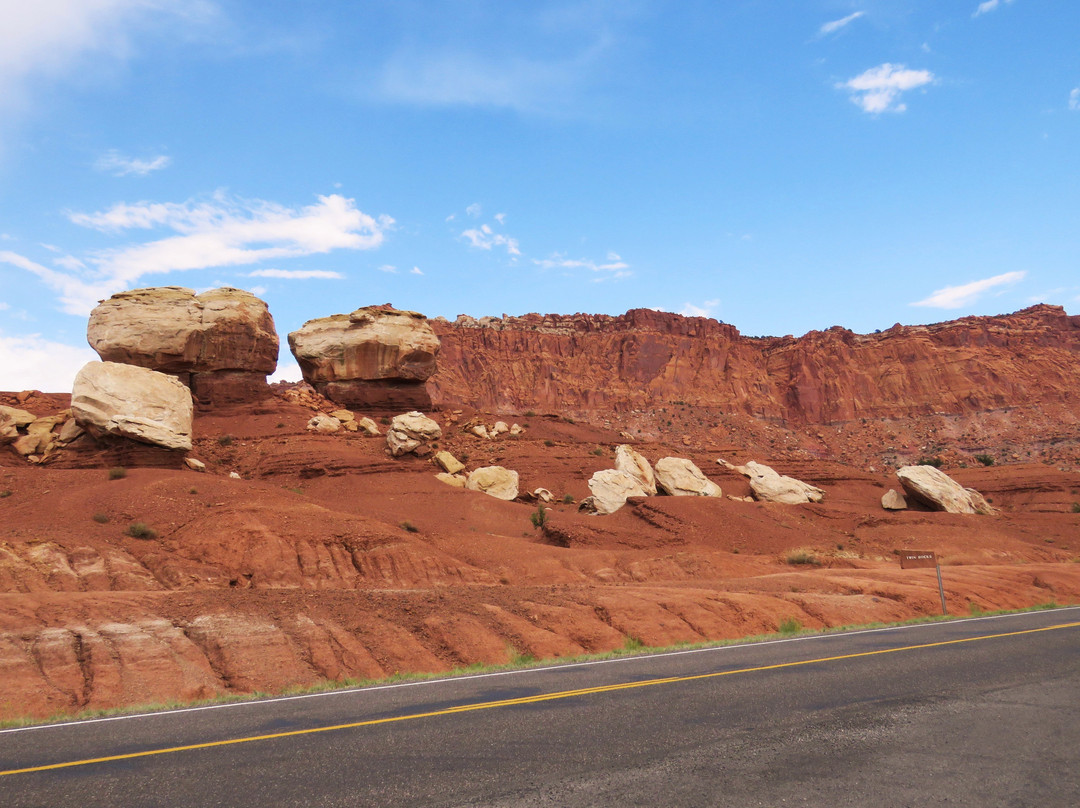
[4,620,1078,778]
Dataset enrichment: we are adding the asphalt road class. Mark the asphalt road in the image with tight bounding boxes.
[3,608,1079,807]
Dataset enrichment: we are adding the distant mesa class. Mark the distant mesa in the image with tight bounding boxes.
[87,286,279,405]
[288,304,440,410]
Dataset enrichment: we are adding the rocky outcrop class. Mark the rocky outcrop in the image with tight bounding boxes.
[465,466,519,501]
[719,460,824,504]
[428,305,1080,424]
[386,411,442,457]
[71,361,193,451]
[288,306,440,409]
[87,287,278,404]
[896,465,993,515]
[587,469,648,515]
[614,445,657,495]
[654,457,722,498]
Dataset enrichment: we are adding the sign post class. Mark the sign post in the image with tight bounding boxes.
[899,550,947,616]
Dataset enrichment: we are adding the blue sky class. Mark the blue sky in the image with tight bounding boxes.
[1,0,1078,390]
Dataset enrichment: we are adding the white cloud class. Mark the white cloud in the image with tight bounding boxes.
[1070,87,1080,111]
[911,271,1026,309]
[247,268,344,279]
[466,203,482,218]
[820,11,864,36]
[2,192,390,316]
[377,264,398,273]
[95,149,171,176]
[678,299,721,318]
[0,302,9,311]
[973,0,1014,18]
[0,333,98,392]
[268,360,302,384]
[494,213,506,225]
[410,266,423,275]
[461,224,521,256]
[840,63,935,113]
[532,252,631,278]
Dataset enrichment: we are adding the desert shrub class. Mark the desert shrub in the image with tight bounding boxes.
[217,435,234,447]
[107,467,127,480]
[917,456,944,468]
[778,618,802,635]
[400,521,420,533]
[785,549,819,566]
[92,513,110,524]
[1072,502,1080,514]
[125,522,157,539]
[380,416,391,425]
[591,448,604,456]
[544,440,555,448]
[974,454,995,466]
[530,505,548,529]
[524,410,537,417]
[0,490,11,498]
[562,493,575,504]
[188,488,198,495]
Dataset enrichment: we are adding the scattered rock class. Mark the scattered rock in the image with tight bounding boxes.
[306,414,342,434]
[185,457,207,472]
[387,411,442,457]
[288,305,440,408]
[87,286,278,404]
[587,468,648,514]
[896,465,994,515]
[356,417,381,436]
[881,489,907,511]
[229,472,242,480]
[434,451,465,475]
[56,419,84,444]
[465,466,519,501]
[614,444,657,496]
[654,457,722,497]
[435,472,467,488]
[510,423,525,436]
[470,424,490,439]
[491,421,509,436]
[71,361,193,451]
[330,409,355,423]
[532,488,554,503]
[719,460,824,504]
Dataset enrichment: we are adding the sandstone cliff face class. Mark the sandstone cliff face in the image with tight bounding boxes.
[429,305,1080,425]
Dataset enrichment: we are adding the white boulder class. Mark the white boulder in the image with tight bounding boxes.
[654,457,722,497]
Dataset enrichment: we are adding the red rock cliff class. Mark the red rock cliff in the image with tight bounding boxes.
[428,305,1080,424]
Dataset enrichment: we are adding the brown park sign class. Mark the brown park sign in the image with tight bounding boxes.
[899,550,937,569]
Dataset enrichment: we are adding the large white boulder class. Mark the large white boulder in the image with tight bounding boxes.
[386,411,442,457]
[587,468,647,515]
[614,444,657,495]
[71,361,193,451]
[896,465,993,515]
[465,466,519,501]
[654,457,722,497]
[720,460,824,504]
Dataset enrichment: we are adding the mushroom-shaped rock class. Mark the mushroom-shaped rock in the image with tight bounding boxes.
[654,457,722,497]
[71,361,193,451]
[465,466,519,500]
[614,444,657,496]
[386,411,442,457]
[288,306,440,408]
[881,489,908,511]
[87,287,278,404]
[587,468,648,514]
[723,460,824,505]
[896,465,993,515]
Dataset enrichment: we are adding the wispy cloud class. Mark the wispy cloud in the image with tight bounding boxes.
[1069,87,1079,111]
[247,268,344,279]
[0,332,98,392]
[377,264,398,273]
[466,203,482,218]
[973,0,1015,18]
[461,223,521,256]
[533,250,630,279]
[839,63,935,113]
[2,192,390,315]
[678,299,721,318]
[911,271,1026,309]
[95,149,171,177]
[410,266,423,275]
[820,11,864,36]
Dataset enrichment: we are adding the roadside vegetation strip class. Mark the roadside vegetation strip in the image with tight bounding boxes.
[3,619,1078,779]
[0,602,1071,733]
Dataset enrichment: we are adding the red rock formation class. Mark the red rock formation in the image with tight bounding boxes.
[429,305,1080,424]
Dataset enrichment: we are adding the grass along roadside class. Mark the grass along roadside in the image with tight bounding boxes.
[1,600,1069,730]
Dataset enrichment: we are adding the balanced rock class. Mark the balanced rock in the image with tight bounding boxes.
[71,361,193,451]
[587,468,648,514]
[465,466,519,500]
[720,460,824,504]
[614,444,657,495]
[896,465,993,515]
[654,457,722,497]
[881,489,908,510]
[87,287,278,404]
[288,305,440,408]
[386,411,442,457]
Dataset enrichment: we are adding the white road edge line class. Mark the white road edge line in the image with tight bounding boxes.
[3,605,1076,736]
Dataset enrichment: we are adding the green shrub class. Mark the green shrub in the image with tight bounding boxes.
[917,456,944,469]
[400,521,419,533]
[217,435,234,447]
[544,440,555,447]
[562,493,575,504]
[0,490,11,498]
[974,454,995,466]
[1072,502,1080,514]
[591,448,604,456]
[530,505,548,529]
[125,522,157,539]
[778,618,802,635]
[92,513,110,524]
[524,410,537,417]
[107,467,127,480]
[785,549,819,566]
